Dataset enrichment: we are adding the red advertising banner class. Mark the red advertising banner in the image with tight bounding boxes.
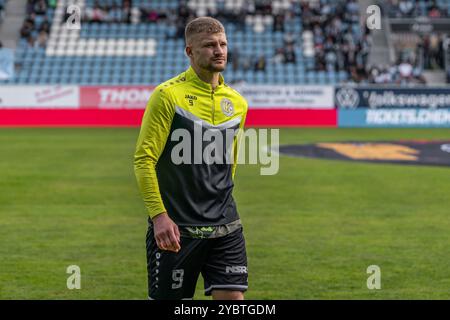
[0,109,336,127]
[79,86,154,109]
[246,109,336,127]
[0,109,144,126]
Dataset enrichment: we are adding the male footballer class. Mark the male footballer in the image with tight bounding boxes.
[134,17,249,300]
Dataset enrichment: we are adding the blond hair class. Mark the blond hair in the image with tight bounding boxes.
[185,17,225,45]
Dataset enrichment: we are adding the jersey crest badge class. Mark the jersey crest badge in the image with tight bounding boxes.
[220,98,234,117]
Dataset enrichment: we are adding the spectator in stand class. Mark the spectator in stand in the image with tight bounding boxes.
[323,36,334,52]
[175,18,187,38]
[254,55,266,72]
[313,23,324,47]
[26,35,36,48]
[320,1,332,16]
[272,14,284,32]
[34,0,47,15]
[39,17,50,34]
[228,49,240,72]
[284,44,296,64]
[92,4,106,23]
[272,47,285,64]
[398,0,414,17]
[412,63,427,84]
[48,0,56,9]
[336,49,345,71]
[398,59,413,83]
[283,32,295,47]
[325,50,337,72]
[345,0,360,23]
[122,0,132,24]
[241,55,252,72]
[20,16,35,39]
[429,33,441,69]
[255,0,272,15]
[103,7,114,23]
[37,30,48,48]
[360,34,371,66]
[141,6,159,23]
[377,66,394,84]
[428,0,445,18]
[315,50,326,71]
[328,17,343,39]
[108,4,122,23]
[368,66,379,83]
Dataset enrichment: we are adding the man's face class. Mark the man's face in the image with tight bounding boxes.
[187,32,228,72]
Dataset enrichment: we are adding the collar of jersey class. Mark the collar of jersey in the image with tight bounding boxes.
[185,66,225,92]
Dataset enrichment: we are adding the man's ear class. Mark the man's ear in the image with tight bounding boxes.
[186,47,192,57]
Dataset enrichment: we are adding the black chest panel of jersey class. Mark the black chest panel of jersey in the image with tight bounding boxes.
[156,109,241,226]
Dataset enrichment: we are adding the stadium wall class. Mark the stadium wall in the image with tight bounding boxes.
[0,85,336,127]
[336,86,450,127]
[1,85,450,127]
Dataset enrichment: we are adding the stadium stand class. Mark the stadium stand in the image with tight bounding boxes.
[0,0,366,85]
[385,0,450,18]
[1,0,448,85]
[380,0,450,83]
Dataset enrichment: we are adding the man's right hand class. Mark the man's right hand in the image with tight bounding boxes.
[152,212,181,253]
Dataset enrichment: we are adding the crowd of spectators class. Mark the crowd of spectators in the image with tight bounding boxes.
[119,0,360,72]
[228,49,268,73]
[20,0,55,48]
[386,0,449,18]
[78,0,373,75]
[82,0,178,24]
[301,0,372,78]
[418,33,446,70]
[202,0,371,76]
[384,0,450,83]
[364,59,427,85]
[82,0,135,24]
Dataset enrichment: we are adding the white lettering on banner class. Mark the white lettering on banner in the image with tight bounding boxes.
[98,89,152,108]
[0,86,79,108]
[367,91,450,109]
[35,87,76,103]
[366,109,450,125]
[233,85,334,109]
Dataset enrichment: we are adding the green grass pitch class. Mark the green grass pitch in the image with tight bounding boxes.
[0,128,449,299]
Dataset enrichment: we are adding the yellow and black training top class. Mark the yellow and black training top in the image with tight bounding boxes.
[134,66,248,227]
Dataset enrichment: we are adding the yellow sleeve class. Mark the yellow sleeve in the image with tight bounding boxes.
[134,88,175,218]
[232,102,248,180]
